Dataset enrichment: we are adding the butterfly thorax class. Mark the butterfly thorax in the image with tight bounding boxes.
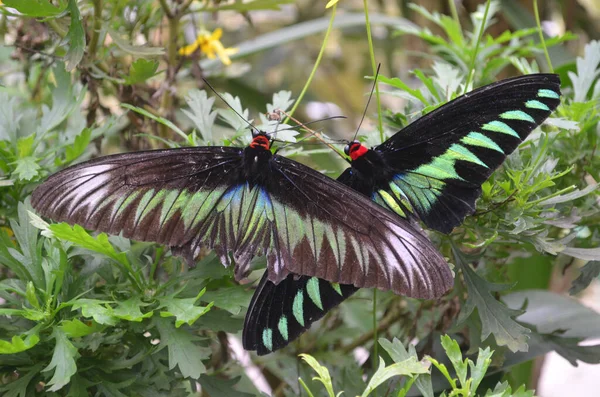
[347,147,395,195]
[243,135,273,185]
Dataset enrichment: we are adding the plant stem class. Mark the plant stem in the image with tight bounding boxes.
[464,0,491,94]
[533,0,554,72]
[448,0,462,39]
[88,0,103,59]
[284,5,337,123]
[363,0,384,141]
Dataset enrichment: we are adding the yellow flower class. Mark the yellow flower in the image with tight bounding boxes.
[325,0,339,8]
[178,28,238,66]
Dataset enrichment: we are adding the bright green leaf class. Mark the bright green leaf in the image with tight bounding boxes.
[25,281,40,310]
[299,354,336,397]
[159,288,213,327]
[59,319,103,338]
[17,135,35,158]
[440,335,468,387]
[361,357,428,397]
[71,299,118,326]
[469,346,493,392]
[0,333,40,354]
[64,0,85,72]
[13,156,40,181]
[63,128,92,164]
[202,287,252,315]
[3,0,67,17]
[112,296,153,322]
[125,59,160,85]
[379,338,434,397]
[42,328,79,392]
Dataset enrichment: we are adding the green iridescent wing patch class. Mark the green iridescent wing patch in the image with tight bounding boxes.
[32,146,453,297]
[243,272,357,355]
[375,74,561,233]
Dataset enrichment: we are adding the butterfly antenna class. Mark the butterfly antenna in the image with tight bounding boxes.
[201,77,257,131]
[278,110,347,160]
[351,63,382,142]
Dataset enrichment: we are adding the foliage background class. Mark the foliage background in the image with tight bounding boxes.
[0,0,599,396]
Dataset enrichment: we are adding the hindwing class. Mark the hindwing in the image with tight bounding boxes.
[375,74,561,233]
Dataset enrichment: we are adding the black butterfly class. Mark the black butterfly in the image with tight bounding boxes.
[31,128,453,299]
[243,74,561,355]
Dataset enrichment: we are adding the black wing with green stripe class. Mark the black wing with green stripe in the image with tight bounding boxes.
[373,73,561,233]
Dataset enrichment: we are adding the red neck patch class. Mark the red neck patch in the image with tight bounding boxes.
[250,135,270,150]
[348,142,368,160]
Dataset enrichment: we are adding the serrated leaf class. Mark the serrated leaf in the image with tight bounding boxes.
[59,319,102,337]
[42,328,79,392]
[362,357,428,397]
[469,346,493,392]
[217,93,252,132]
[539,183,598,205]
[568,40,600,102]
[125,59,159,85]
[3,0,67,17]
[0,333,40,354]
[181,90,217,142]
[570,261,600,295]
[107,28,165,57]
[202,286,252,315]
[198,375,255,397]
[65,0,85,72]
[71,299,118,326]
[454,249,531,352]
[112,296,153,322]
[49,223,130,267]
[63,128,92,164]
[13,156,40,181]
[154,317,208,379]
[159,288,213,327]
[440,335,468,387]
[484,381,535,397]
[299,354,336,397]
[0,363,44,397]
[528,331,600,367]
[379,338,433,397]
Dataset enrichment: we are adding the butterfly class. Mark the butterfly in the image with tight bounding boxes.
[31,127,453,299]
[243,73,561,355]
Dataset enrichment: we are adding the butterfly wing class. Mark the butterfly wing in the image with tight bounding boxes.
[32,146,453,297]
[243,272,357,355]
[374,74,561,233]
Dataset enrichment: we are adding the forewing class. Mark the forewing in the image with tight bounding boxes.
[31,147,247,265]
[375,74,561,233]
[243,272,357,355]
[263,154,453,298]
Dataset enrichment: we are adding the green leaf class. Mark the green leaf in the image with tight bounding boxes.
[64,0,85,72]
[454,249,531,352]
[71,299,118,326]
[198,309,244,333]
[25,280,41,309]
[379,338,433,397]
[13,156,40,181]
[299,354,336,397]
[49,223,130,267]
[361,357,428,397]
[0,333,40,354]
[159,288,213,327]
[484,381,535,397]
[42,328,79,392]
[59,319,103,337]
[125,59,159,85]
[154,317,208,379]
[0,363,45,397]
[198,375,255,397]
[17,134,35,158]
[2,0,67,17]
[181,90,217,142]
[202,286,252,315]
[201,0,295,12]
[570,261,600,295]
[469,346,493,392]
[527,332,600,366]
[568,40,600,102]
[440,335,468,387]
[107,28,165,57]
[63,128,92,164]
[112,296,153,322]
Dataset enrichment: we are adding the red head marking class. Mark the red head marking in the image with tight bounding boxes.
[250,135,270,150]
[347,142,368,161]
